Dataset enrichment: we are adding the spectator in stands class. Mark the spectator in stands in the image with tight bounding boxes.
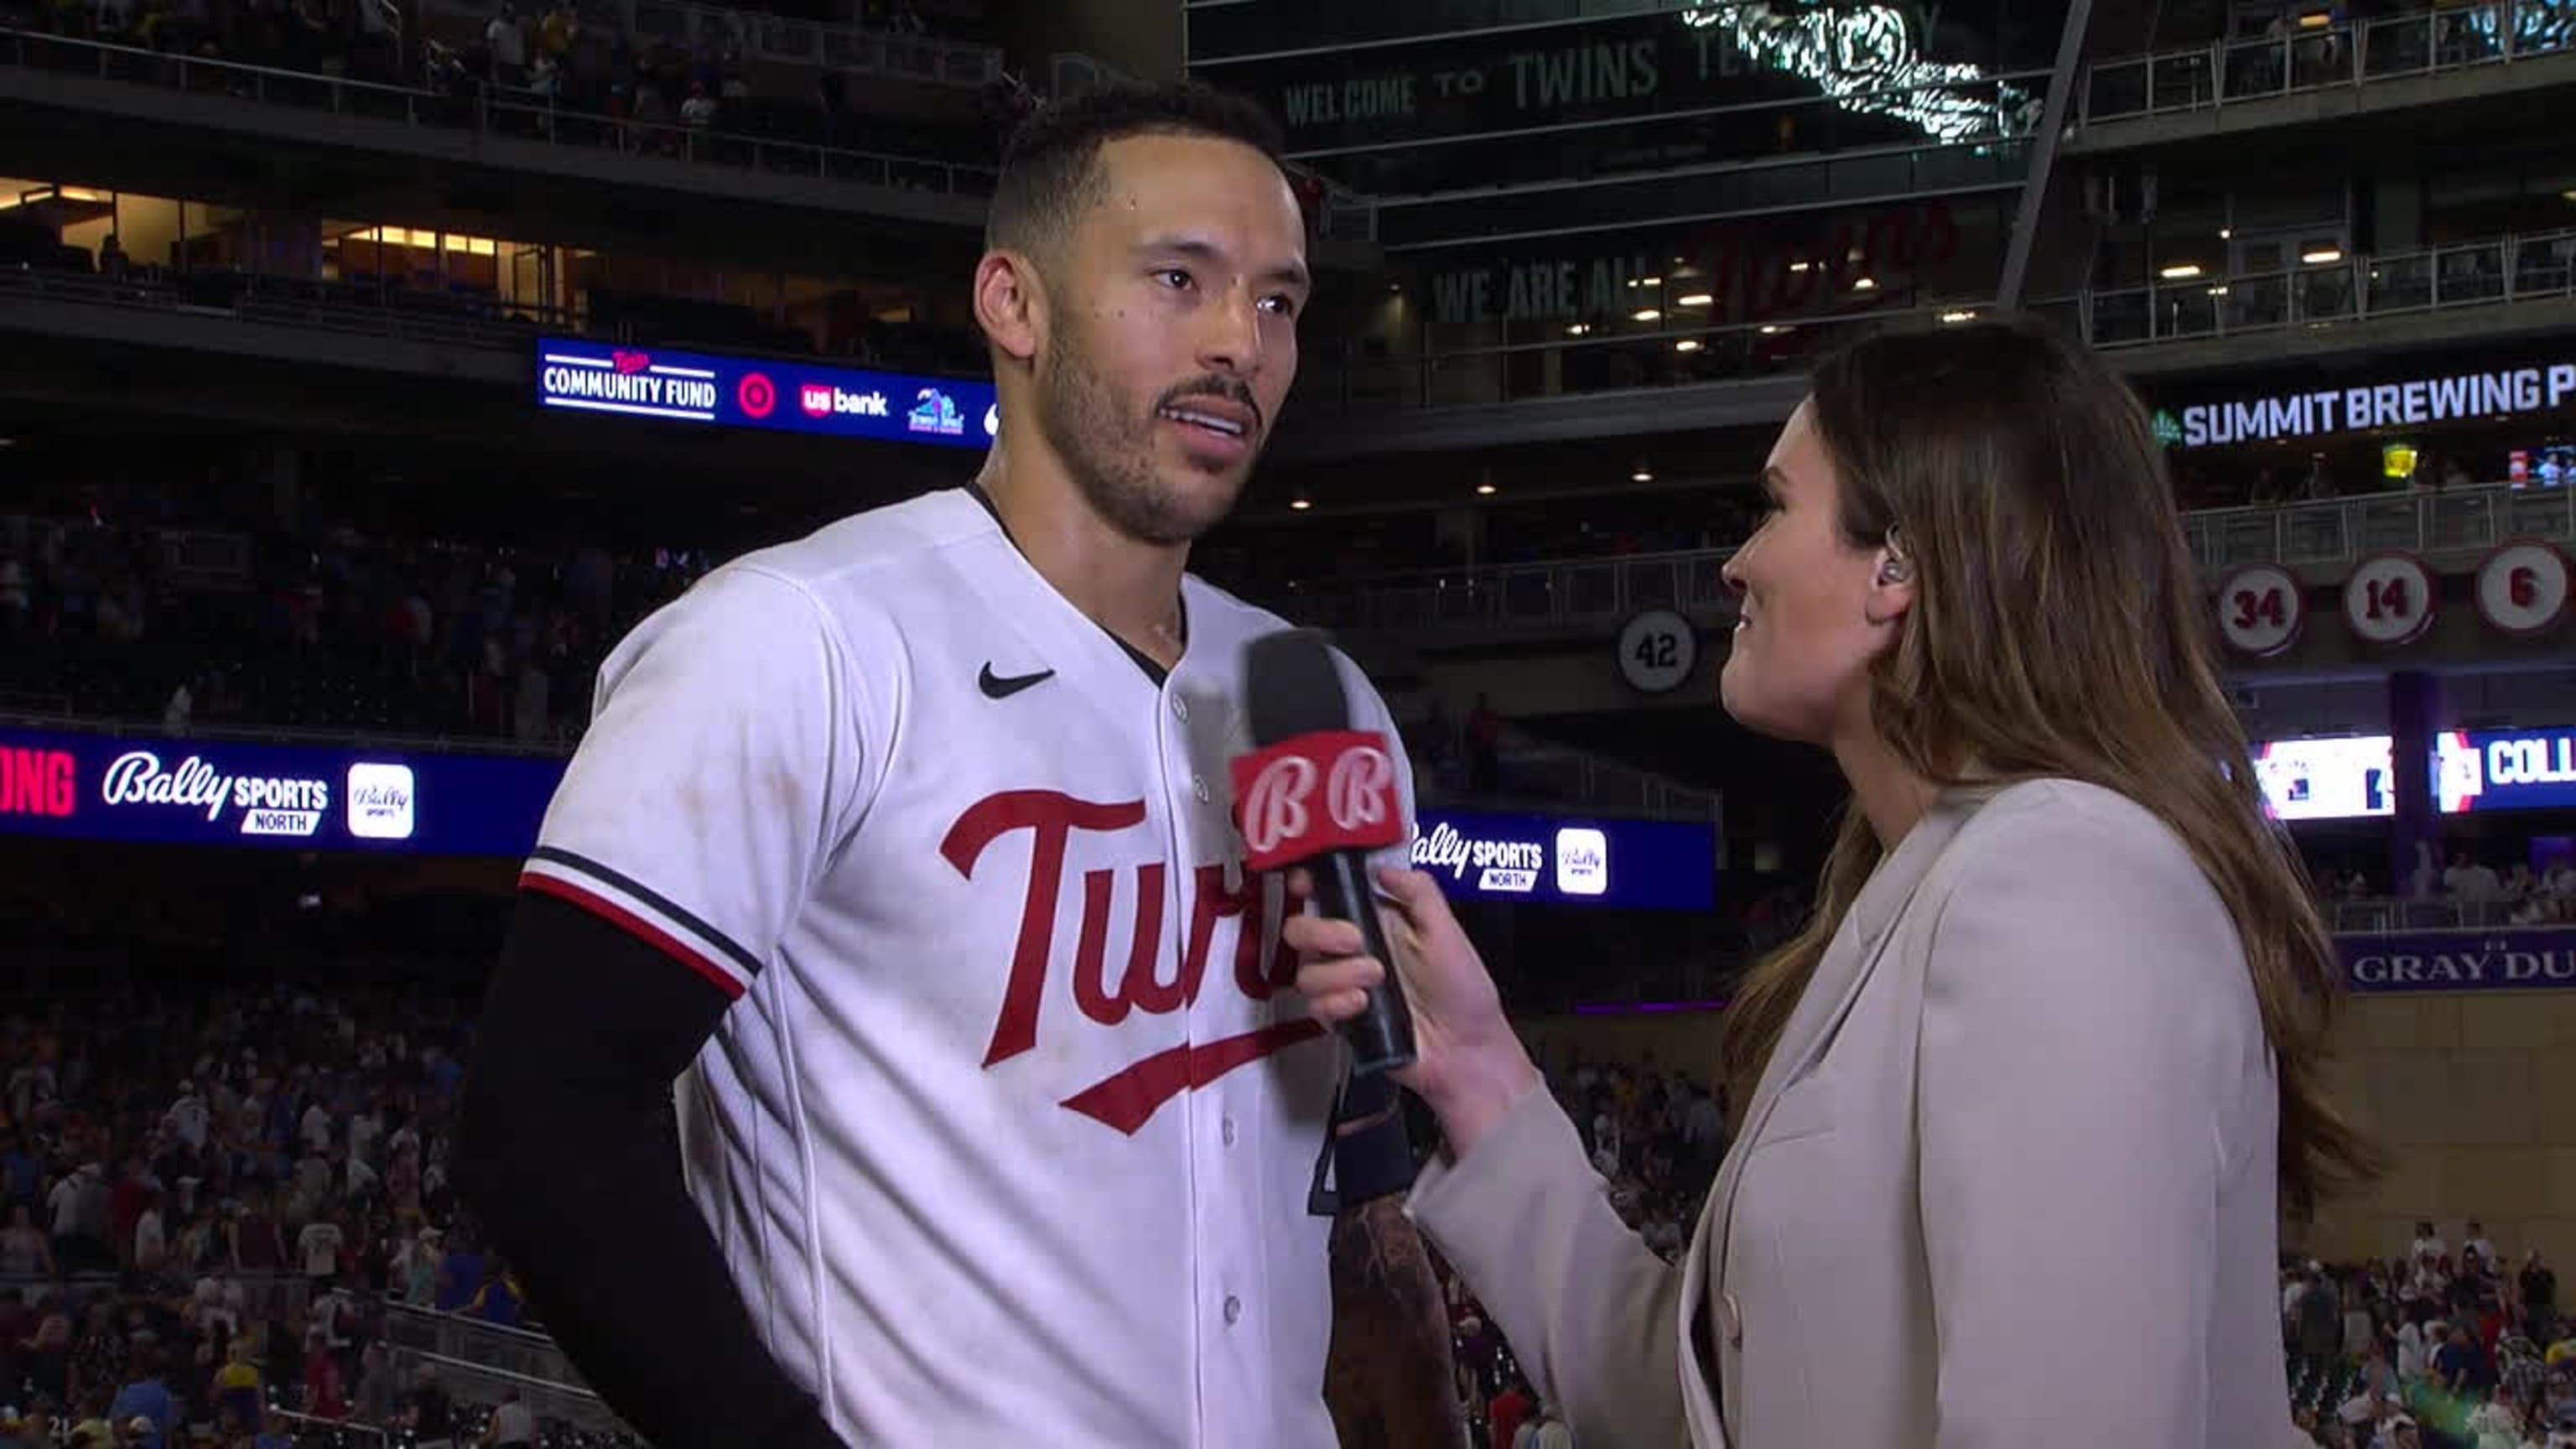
[680,80,717,138]
[2345,1279,2379,1363]
[486,3,526,86]
[1518,1400,1575,1449]
[482,1387,537,1447]
[1467,693,1502,793]
[209,1335,259,1433]
[128,1191,165,1280]
[404,1364,458,1449]
[67,1302,125,1410]
[392,1223,440,1303]
[2,1205,51,1275]
[2465,1220,2499,1274]
[353,1342,399,1425]
[296,1208,343,1288]
[387,1144,425,1225]
[465,1257,526,1327]
[2468,1381,2526,1447]
[300,1324,348,1419]
[2417,1221,2450,1264]
[1488,1370,1535,1449]
[101,1340,173,1449]
[65,1399,112,1449]
[21,1312,72,1410]
[2445,853,2504,903]
[2526,1254,2559,1345]
[48,1162,110,1275]
[2380,1309,2421,1371]
[435,1228,483,1312]
[187,1267,242,1348]
[2438,1323,2484,1398]
[0,1403,48,1449]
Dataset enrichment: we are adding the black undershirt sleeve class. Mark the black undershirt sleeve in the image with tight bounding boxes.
[454,891,845,1449]
[1330,1062,1420,1208]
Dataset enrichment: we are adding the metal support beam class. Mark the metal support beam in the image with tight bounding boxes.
[1998,0,2098,314]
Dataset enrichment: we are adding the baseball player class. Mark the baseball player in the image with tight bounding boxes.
[457,81,1449,1446]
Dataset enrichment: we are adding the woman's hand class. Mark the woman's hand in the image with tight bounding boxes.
[1284,865,1541,1158]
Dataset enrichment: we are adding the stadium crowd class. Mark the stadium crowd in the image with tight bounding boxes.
[2280,1225,2576,1449]
[0,0,1010,172]
[0,491,714,749]
[0,482,1769,753]
[2317,853,2576,928]
[0,943,647,1446]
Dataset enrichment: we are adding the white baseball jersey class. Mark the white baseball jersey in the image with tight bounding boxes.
[522,487,1415,1446]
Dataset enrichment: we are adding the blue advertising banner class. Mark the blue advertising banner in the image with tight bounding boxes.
[0,729,559,858]
[2444,727,2576,814]
[1,730,1722,911]
[2257,726,2576,820]
[534,337,999,450]
[1410,808,1716,911]
[2340,929,2576,994]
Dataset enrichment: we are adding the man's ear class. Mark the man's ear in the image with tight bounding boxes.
[974,249,1045,366]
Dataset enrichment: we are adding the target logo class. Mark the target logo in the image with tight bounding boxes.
[736,372,777,419]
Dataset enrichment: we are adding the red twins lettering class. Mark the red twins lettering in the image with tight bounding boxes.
[1228,730,1405,871]
[937,789,1311,1135]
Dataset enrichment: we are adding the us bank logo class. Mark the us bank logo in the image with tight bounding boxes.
[1553,827,1607,896]
[346,762,417,840]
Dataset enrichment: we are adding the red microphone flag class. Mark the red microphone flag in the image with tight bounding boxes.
[1228,730,1406,873]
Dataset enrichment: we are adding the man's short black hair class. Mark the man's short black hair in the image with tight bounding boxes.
[985,80,1291,264]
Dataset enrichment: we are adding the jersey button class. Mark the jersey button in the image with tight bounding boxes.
[1192,776,1212,803]
[1223,1295,1242,1326]
[1221,1115,1238,1147]
[1171,697,1190,721]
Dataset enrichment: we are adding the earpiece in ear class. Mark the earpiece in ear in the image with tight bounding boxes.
[1876,524,1913,588]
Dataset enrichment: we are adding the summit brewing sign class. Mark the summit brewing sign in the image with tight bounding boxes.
[2170,362,2576,448]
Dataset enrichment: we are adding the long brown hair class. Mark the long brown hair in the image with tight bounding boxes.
[1715,319,2384,1216]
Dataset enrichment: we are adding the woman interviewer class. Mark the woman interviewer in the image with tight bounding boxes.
[1285,320,2381,1447]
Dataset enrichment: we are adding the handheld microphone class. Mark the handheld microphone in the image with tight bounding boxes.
[1234,629,1416,1077]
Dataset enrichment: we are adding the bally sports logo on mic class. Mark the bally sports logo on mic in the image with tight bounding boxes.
[1237,626,1418,1073]
[1231,730,1403,871]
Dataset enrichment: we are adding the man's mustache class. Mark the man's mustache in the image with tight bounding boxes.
[1157,377,1263,436]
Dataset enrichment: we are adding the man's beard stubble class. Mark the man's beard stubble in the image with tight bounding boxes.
[1034,321,1258,548]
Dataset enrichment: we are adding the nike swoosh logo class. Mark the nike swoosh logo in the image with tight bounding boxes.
[979,663,1056,699]
[1058,1021,1327,1135]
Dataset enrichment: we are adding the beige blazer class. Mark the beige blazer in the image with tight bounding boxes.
[1410,779,2306,1447]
